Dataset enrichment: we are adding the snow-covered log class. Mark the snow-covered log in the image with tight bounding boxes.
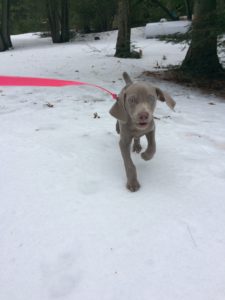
[145,20,191,38]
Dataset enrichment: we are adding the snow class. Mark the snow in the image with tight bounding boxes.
[145,20,191,38]
[0,27,225,300]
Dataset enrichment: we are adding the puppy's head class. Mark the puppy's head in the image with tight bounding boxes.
[110,72,176,130]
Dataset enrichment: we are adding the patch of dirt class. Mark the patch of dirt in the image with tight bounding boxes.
[143,69,225,99]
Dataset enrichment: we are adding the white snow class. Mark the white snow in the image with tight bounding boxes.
[145,20,191,38]
[0,27,225,300]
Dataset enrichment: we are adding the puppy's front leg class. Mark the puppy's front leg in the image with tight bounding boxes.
[141,129,156,161]
[119,136,140,192]
[132,137,142,153]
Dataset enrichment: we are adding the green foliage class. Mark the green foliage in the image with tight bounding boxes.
[158,31,191,44]
[71,0,117,33]
[4,0,195,35]
[133,0,190,24]
[216,9,225,36]
[10,0,47,34]
[2,0,223,37]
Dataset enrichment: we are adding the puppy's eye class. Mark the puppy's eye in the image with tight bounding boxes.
[129,96,136,104]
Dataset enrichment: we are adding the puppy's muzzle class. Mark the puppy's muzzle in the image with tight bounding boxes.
[138,111,150,127]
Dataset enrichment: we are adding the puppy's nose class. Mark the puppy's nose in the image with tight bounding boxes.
[139,112,149,121]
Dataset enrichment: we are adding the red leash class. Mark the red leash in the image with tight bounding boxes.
[0,75,118,100]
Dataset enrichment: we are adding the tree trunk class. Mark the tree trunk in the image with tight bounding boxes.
[181,0,224,77]
[47,0,70,43]
[0,32,7,51]
[184,0,192,20]
[0,0,12,50]
[61,0,70,42]
[115,0,131,58]
[46,0,62,43]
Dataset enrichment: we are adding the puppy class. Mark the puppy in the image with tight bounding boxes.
[110,72,176,192]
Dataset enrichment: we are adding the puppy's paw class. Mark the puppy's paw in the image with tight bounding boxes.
[132,142,142,153]
[126,179,140,192]
[141,150,155,161]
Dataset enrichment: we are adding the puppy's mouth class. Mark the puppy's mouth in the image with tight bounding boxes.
[137,121,149,129]
[139,122,148,127]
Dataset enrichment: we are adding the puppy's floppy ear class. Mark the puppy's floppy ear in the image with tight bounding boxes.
[109,92,128,123]
[155,87,176,111]
[123,72,133,86]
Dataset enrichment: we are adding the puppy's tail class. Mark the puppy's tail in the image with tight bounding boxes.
[123,72,133,85]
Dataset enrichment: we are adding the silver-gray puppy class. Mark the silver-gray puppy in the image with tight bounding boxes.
[110,72,176,192]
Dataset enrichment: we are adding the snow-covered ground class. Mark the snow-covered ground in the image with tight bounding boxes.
[0,28,225,300]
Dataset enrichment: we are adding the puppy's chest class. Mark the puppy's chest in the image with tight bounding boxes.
[131,129,150,138]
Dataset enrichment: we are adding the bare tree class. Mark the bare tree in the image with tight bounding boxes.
[184,0,193,20]
[61,0,70,42]
[181,0,224,77]
[115,0,131,57]
[46,0,70,43]
[0,33,6,51]
[0,0,12,52]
